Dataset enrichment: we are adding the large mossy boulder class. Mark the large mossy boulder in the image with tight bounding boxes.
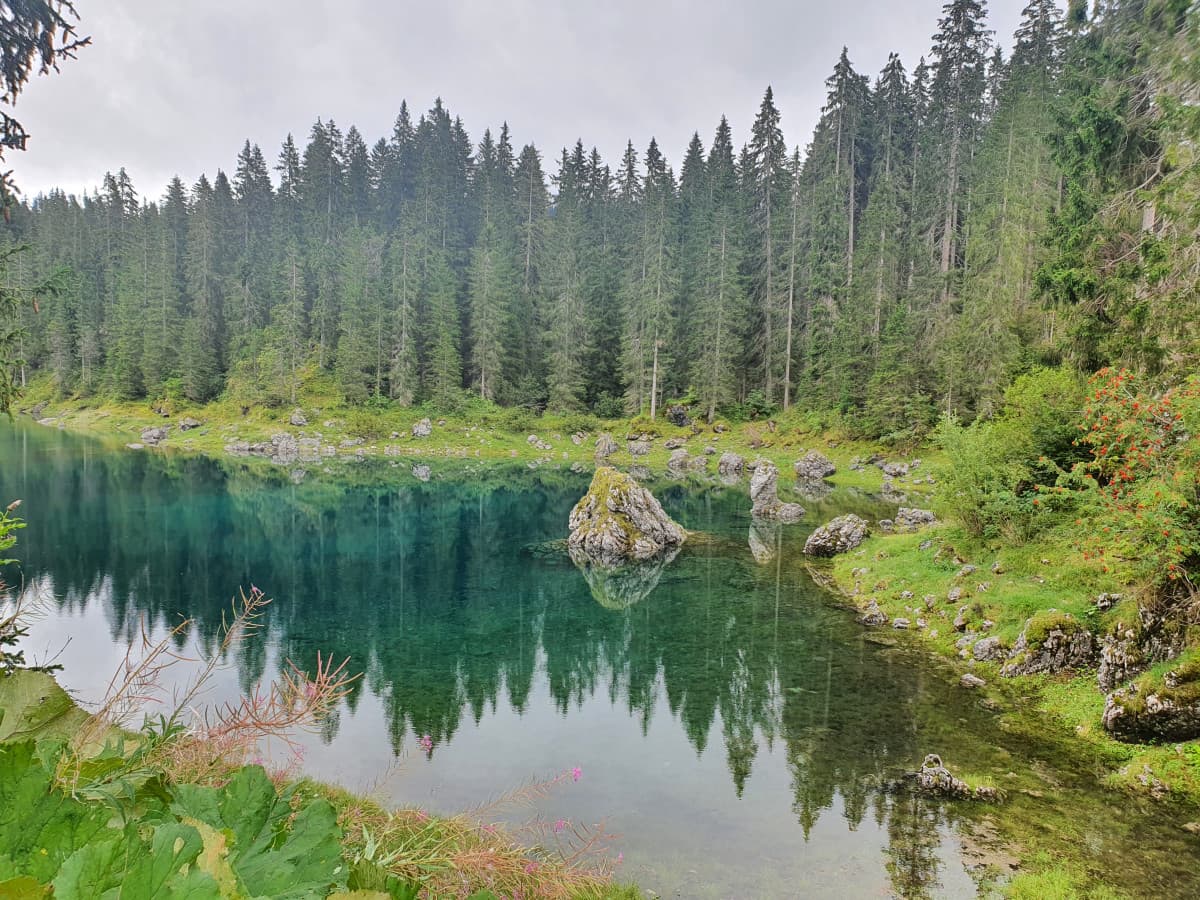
[803,514,869,557]
[1103,655,1200,742]
[1000,611,1096,676]
[568,466,686,565]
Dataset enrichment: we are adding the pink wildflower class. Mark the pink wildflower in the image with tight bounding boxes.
[553,818,567,834]
[571,766,582,782]
[617,852,624,865]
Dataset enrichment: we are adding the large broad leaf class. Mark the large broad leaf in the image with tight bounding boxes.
[0,741,110,884]
[0,671,89,744]
[171,765,346,899]
[52,822,219,900]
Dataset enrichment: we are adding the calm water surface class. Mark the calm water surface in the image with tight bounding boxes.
[1,421,1197,898]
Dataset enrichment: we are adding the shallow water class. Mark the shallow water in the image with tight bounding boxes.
[1,421,1197,898]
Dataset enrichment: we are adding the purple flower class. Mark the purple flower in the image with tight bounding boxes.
[553,818,567,834]
[571,766,582,782]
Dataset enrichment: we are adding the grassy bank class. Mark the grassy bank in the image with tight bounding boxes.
[14,377,924,497]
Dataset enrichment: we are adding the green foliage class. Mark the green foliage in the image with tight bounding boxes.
[0,741,347,899]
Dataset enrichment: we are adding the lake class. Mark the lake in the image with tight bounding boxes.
[1,420,1196,898]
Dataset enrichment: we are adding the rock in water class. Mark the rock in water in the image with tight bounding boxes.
[803,514,869,557]
[913,754,998,801]
[594,432,618,460]
[568,466,686,564]
[749,461,805,521]
[793,450,836,481]
[412,417,432,438]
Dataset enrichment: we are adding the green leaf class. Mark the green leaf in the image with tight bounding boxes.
[0,741,110,883]
[0,875,52,898]
[0,671,88,745]
[52,824,220,900]
[171,765,346,899]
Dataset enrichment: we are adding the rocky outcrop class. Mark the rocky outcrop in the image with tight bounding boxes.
[717,452,745,479]
[594,432,618,460]
[803,514,868,557]
[1102,661,1200,743]
[412,464,432,482]
[793,450,836,481]
[667,448,690,473]
[178,416,202,431]
[289,408,308,427]
[412,417,432,438]
[141,426,168,446]
[858,599,888,626]
[1001,611,1096,676]
[749,461,805,521]
[567,467,686,565]
[629,440,650,457]
[666,405,691,427]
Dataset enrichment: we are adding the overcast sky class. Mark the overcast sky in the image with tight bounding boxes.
[12,0,1037,202]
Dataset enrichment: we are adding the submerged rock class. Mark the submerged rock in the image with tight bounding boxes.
[749,461,805,521]
[567,466,686,565]
[1001,611,1096,676]
[793,450,836,481]
[803,514,868,557]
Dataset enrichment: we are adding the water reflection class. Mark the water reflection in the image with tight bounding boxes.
[3,422,1197,899]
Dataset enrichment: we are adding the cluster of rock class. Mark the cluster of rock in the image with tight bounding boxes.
[749,461,805,521]
[567,466,686,565]
[225,433,330,464]
[878,507,937,533]
[803,514,868,557]
[1000,612,1096,676]
[527,434,553,451]
[412,417,433,438]
[667,448,708,475]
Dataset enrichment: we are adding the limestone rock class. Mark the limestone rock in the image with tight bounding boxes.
[664,437,685,450]
[571,431,587,446]
[29,400,47,419]
[290,408,308,427]
[749,461,805,521]
[803,514,868,557]
[567,467,686,565]
[972,637,1005,662]
[747,518,778,564]
[915,754,998,801]
[859,599,888,626]
[961,673,987,689]
[594,432,618,460]
[1098,633,1144,693]
[569,548,678,610]
[629,440,650,457]
[412,417,433,438]
[412,464,432,482]
[667,448,690,473]
[178,416,202,431]
[141,426,168,446]
[717,452,745,479]
[527,434,552,451]
[894,508,937,532]
[793,450,836,481]
[1103,660,1200,742]
[1001,611,1096,676]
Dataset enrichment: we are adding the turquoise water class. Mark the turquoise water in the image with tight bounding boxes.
[1,421,1197,898]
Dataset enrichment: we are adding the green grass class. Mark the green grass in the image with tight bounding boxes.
[1002,853,1128,900]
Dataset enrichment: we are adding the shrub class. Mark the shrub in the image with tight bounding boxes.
[592,392,625,419]
[935,414,1035,539]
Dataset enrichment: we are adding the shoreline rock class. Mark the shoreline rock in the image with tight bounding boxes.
[749,460,805,521]
[803,514,868,557]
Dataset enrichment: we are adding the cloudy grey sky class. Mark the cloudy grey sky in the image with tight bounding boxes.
[13,0,1035,201]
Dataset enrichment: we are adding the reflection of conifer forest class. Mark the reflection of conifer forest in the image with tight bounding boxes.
[6,422,1200,898]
